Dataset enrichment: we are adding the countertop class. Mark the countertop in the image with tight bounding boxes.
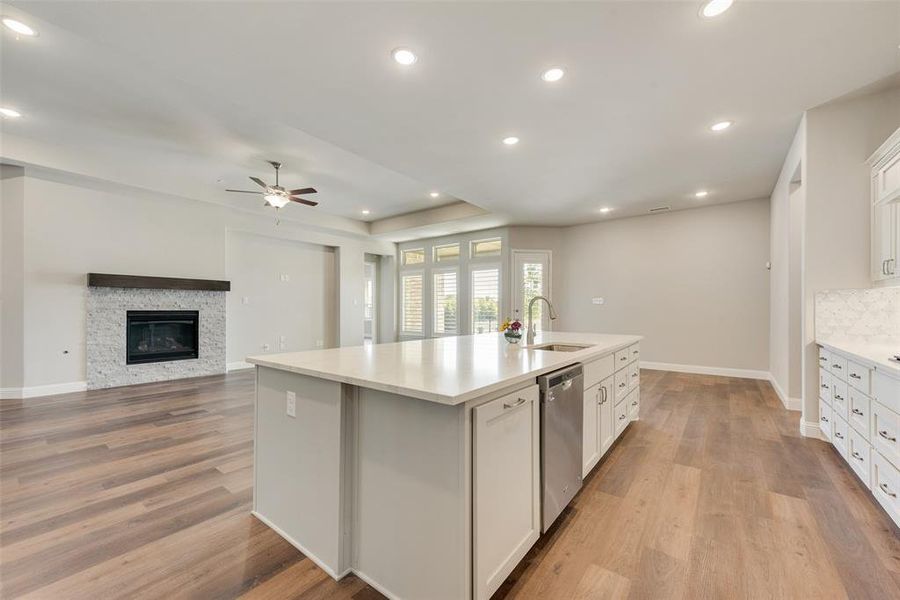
[817,338,900,378]
[247,332,642,405]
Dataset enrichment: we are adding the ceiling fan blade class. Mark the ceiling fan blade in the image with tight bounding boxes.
[225,189,263,194]
[249,176,268,189]
[289,187,317,195]
[290,197,319,207]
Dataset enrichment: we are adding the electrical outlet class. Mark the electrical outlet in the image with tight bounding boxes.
[592,297,605,305]
[286,391,296,418]
[242,296,249,305]
[315,339,324,348]
[280,273,290,282]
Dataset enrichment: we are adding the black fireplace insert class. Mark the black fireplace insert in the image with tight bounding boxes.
[126,310,199,365]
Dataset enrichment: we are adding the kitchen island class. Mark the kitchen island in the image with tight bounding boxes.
[247,331,642,600]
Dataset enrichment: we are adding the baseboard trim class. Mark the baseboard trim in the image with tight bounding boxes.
[767,375,802,412]
[639,361,769,381]
[0,381,87,400]
[226,361,254,372]
[800,419,826,440]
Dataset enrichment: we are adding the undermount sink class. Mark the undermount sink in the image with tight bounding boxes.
[529,343,594,352]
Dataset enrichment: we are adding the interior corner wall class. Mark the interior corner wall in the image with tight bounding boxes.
[1,166,26,390]
[8,171,395,393]
[555,199,771,372]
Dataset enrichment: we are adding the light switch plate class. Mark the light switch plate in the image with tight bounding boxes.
[592,297,605,305]
[286,391,296,418]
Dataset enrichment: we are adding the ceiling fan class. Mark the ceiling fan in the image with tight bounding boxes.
[226,161,317,209]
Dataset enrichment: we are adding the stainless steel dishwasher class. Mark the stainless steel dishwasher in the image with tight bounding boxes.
[538,363,584,531]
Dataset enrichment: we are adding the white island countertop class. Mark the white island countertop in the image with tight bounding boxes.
[247,331,642,405]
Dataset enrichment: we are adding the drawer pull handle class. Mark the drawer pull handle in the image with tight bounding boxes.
[852,451,864,461]
[503,397,527,410]
[619,382,626,388]
[878,430,897,442]
[620,356,627,362]
[821,383,829,389]
[633,350,639,355]
[632,401,638,406]
[880,483,897,498]
[631,373,638,378]
[821,416,829,422]
[819,356,826,362]
[834,394,844,401]
[832,364,842,370]
[619,414,626,420]
[852,408,864,416]
[835,432,844,439]
[850,373,861,380]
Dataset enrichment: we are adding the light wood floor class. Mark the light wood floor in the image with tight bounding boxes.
[1,370,898,599]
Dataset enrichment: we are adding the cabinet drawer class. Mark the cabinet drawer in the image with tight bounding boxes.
[831,379,849,421]
[614,369,629,404]
[832,415,849,461]
[628,361,640,390]
[614,399,629,437]
[819,370,832,406]
[819,399,832,442]
[847,360,871,395]
[847,427,872,489]
[583,354,615,390]
[614,347,632,370]
[874,372,900,414]
[628,344,641,364]
[848,387,871,441]
[626,387,640,421]
[872,450,900,529]
[818,347,831,370]
[872,401,900,469]
[829,354,848,379]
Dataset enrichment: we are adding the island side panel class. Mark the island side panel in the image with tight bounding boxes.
[353,387,470,600]
[253,366,345,577]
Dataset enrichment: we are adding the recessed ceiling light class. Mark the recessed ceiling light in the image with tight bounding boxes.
[2,18,36,37]
[361,209,371,215]
[429,191,440,198]
[699,0,734,18]
[0,107,22,118]
[599,207,612,214]
[541,67,565,83]
[391,48,417,66]
[710,120,733,132]
[502,136,520,146]
[694,190,709,198]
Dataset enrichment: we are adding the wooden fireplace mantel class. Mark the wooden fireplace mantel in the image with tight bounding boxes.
[87,273,231,292]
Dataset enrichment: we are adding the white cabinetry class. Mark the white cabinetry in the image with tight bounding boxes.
[473,384,541,600]
[870,127,900,282]
[818,344,900,529]
[581,343,639,479]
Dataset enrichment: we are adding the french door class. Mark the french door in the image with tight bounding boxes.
[512,251,551,334]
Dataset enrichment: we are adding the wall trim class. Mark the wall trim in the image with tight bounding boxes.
[227,361,254,372]
[0,381,88,400]
[767,375,802,411]
[639,361,770,381]
[800,420,826,440]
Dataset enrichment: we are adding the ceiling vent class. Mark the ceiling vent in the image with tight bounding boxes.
[648,205,671,213]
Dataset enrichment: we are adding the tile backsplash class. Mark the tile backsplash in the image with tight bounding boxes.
[815,286,900,343]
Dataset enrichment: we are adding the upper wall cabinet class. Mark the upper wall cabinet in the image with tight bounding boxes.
[870,127,900,282]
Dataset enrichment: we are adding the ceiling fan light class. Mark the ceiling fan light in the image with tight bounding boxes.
[265,193,289,209]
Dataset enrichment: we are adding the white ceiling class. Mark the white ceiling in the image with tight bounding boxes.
[2,1,899,229]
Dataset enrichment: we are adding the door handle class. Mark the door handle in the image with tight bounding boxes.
[503,397,528,409]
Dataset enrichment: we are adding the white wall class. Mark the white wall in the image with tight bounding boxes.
[1,170,395,393]
[226,231,337,367]
[1,167,26,389]
[556,199,771,373]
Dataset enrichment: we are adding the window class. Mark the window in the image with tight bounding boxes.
[471,238,502,258]
[433,243,460,263]
[432,270,458,334]
[471,267,499,334]
[402,248,425,266]
[401,273,423,334]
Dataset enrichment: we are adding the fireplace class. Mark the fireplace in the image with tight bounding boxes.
[126,310,199,365]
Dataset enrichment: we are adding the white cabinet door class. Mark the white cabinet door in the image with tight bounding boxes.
[473,384,540,600]
[599,375,615,456]
[582,384,600,477]
[872,200,897,281]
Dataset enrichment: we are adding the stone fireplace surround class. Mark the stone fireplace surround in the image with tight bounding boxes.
[86,274,229,390]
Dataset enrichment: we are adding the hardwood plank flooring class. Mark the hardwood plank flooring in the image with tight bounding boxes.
[1,369,898,599]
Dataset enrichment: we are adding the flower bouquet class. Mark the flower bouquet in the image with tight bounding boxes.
[499,316,523,344]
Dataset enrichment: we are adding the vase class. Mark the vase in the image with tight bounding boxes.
[504,331,522,344]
